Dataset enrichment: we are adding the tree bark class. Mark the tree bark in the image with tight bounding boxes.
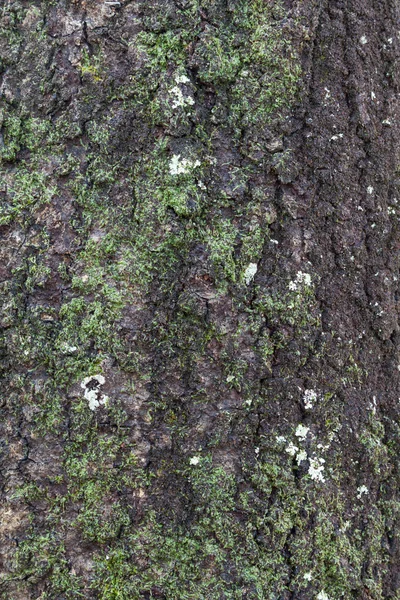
[1,0,400,598]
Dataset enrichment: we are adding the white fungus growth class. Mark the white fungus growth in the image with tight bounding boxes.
[308,456,326,482]
[357,485,369,499]
[189,456,200,466]
[244,263,258,285]
[295,424,310,441]
[80,374,108,411]
[169,154,201,176]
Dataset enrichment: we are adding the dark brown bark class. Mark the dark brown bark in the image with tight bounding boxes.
[0,0,400,598]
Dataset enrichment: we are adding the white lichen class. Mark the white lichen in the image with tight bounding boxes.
[296,449,308,465]
[169,154,201,176]
[175,73,190,84]
[170,73,194,108]
[80,374,108,411]
[317,443,330,451]
[285,442,299,456]
[61,344,78,354]
[357,485,369,499]
[295,424,310,441]
[244,263,257,285]
[299,271,312,286]
[308,456,326,482]
[304,389,318,409]
[288,271,312,291]
[170,85,195,109]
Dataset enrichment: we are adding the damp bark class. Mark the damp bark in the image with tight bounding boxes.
[0,0,400,598]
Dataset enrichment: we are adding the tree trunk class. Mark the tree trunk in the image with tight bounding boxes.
[1,0,400,598]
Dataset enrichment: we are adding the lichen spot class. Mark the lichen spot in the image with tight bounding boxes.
[169,154,201,176]
[295,424,310,441]
[285,442,299,456]
[304,389,318,409]
[80,374,108,411]
[308,456,326,482]
[288,270,312,291]
[357,485,369,499]
[244,262,257,285]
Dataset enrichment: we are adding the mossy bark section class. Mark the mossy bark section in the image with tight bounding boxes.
[0,0,400,598]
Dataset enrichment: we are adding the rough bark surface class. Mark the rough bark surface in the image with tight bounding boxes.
[1,0,400,598]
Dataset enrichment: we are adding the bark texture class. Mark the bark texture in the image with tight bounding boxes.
[1,0,400,598]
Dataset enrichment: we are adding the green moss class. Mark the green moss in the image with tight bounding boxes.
[9,533,82,599]
[359,415,390,476]
[3,2,380,599]
[136,30,189,71]
[77,48,105,83]
[204,218,238,286]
